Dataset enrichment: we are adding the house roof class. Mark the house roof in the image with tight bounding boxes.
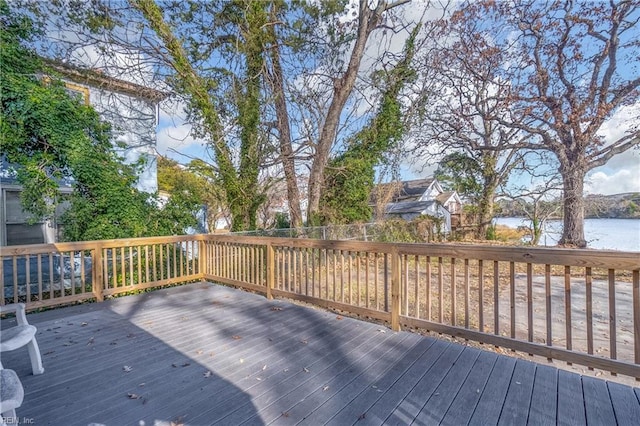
[44,59,170,103]
[385,200,436,215]
[371,177,436,204]
[436,191,457,204]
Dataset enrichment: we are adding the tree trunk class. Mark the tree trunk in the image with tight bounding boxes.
[559,165,587,247]
[306,0,386,222]
[476,184,496,239]
[268,23,303,228]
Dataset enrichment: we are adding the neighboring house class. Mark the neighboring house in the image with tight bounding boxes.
[372,178,463,233]
[0,61,168,246]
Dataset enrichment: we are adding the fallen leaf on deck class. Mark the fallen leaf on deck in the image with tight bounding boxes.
[127,393,140,399]
[203,371,213,378]
[300,339,308,344]
[181,362,191,367]
[81,322,88,326]
[139,383,145,387]
[336,316,343,320]
[358,413,366,420]
[323,386,329,391]
[281,412,290,418]
[196,350,203,355]
[87,337,94,346]
[271,307,283,311]
[377,329,386,333]
[232,335,242,340]
[123,366,133,372]
[303,367,310,373]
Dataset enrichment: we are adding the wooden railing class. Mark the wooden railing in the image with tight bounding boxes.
[2,234,639,378]
[1,235,203,309]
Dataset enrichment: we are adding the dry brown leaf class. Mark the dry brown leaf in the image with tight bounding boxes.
[232,335,242,340]
[336,316,343,320]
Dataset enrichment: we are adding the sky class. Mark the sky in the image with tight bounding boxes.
[151,1,639,197]
[37,0,638,197]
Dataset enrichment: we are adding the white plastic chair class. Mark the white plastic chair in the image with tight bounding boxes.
[0,303,44,375]
[0,368,24,426]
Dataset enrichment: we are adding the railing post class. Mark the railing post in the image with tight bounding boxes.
[92,243,104,302]
[266,243,275,300]
[199,237,208,281]
[390,247,401,331]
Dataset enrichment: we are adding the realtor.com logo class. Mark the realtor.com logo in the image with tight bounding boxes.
[2,417,34,424]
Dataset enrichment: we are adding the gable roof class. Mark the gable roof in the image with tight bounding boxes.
[385,200,437,215]
[371,177,436,204]
[436,191,458,204]
[44,59,169,103]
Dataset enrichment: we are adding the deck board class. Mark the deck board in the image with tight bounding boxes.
[468,355,517,425]
[1,282,638,426]
[323,337,437,426]
[557,369,587,426]
[497,360,536,425]
[608,381,640,424]
[527,364,558,425]
[582,376,617,425]
[413,346,481,425]
[439,349,498,425]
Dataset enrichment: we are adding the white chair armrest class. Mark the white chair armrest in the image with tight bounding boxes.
[0,303,29,325]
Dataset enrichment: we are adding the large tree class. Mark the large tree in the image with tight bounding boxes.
[414,26,526,239]
[448,0,640,247]
[320,24,421,224]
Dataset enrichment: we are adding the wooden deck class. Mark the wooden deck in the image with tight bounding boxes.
[2,282,639,426]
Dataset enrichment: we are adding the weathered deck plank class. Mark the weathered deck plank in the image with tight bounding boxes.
[557,369,587,426]
[527,364,558,425]
[322,337,437,426]
[439,350,498,425]
[1,282,638,426]
[468,355,517,425]
[497,360,536,425]
[582,376,617,425]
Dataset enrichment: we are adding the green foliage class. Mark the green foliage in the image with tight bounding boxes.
[132,0,268,232]
[374,216,444,243]
[320,24,422,225]
[435,152,483,202]
[0,4,193,241]
[273,212,290,229]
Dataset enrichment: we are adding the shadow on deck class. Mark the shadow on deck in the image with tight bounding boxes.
[2,282,639,425]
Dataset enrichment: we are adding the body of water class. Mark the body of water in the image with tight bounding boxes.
[494,217,640,252]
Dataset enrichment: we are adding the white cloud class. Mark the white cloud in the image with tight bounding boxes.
[585,168,640,195]
[156,123,205,158]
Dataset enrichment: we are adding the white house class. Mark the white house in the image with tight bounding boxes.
[0,61,167,246]
[373,178,463,233]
